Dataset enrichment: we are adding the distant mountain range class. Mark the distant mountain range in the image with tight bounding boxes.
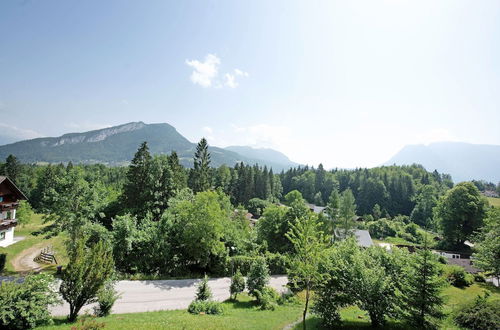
[384,142,500,183]
[0,122,298,171]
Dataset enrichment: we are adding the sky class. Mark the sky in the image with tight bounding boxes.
[1,0,499,168]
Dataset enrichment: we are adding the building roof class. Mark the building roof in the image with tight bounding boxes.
[354,230,373,248]
[0,176,28,200]
[306,203,326,214]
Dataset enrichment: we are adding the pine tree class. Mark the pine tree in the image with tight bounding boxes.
[195,274,212,301]
[403,242,444,329]
[123,142,152,216]
[168,151,187,190]
[191,138,211,193]
[230,270,245,300]
[4,154,20,183]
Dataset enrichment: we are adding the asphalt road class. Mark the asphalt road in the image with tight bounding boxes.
[50,275,288,317]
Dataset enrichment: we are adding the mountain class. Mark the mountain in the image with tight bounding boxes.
[0,122,297,171]
[225,146,298,169]
[384,142,500,183]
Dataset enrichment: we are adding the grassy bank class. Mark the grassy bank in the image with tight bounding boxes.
[488,197,500,208]
[37,294,303,330]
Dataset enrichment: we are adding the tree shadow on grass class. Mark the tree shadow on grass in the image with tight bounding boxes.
[296,316,411,330]
[224,298,257,310]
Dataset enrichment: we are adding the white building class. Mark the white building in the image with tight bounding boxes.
[0,176,27,248]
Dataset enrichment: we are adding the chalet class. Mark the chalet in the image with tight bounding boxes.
[306,203,326,214]
[335,229,374,248]
[0,176,27,247]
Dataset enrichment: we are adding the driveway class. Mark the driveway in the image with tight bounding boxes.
[51,275,288,316]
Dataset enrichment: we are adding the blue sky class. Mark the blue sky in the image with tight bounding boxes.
[1,0,499,168]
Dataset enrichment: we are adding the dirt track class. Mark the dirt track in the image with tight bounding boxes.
[11,244,43,273]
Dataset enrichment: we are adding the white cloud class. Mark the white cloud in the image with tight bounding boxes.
[185,54,220,88]
[0,123,43,140]
[185,54,248,89]
[231,123,293,148]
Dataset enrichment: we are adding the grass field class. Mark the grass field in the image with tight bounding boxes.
[37,294,303,330]
[487,197,500,208]
[0,214,67,275]
[293,283,500,330]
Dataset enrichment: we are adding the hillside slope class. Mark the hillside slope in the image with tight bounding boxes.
[384,142,500,183]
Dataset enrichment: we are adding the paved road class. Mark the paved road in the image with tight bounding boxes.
[51,275,288,317]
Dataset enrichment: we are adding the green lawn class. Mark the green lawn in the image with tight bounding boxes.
[0,214,67,275]
[487,197,500,208]
[37,294,303,330]
[293,283,500,330]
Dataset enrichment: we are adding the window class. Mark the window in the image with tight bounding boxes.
[0,231,5,241]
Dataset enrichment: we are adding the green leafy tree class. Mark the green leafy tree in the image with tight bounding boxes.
[372,203,381,220]
[410,185,438,228]
[434,182,487,247]
[123,142,152,216]
[286,214,328,330]
[247,258,270,300]
[403,242,445,329]
[230,270,245,300]
[473,208,500,284]
[15,200,33,226]
[338,189,356,238]
[190,138,211,193]
[0,273,59,329]
[60,238,115,322]
[148,155,175,221]
[195,275,213,301]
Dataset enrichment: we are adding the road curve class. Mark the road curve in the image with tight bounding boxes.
[51,275,288,317]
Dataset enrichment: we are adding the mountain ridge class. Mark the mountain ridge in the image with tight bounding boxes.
[0,122,298,171]
[384,141,500,183]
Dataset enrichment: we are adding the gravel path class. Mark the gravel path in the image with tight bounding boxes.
[11,244,43,273]
[51,275,288,317]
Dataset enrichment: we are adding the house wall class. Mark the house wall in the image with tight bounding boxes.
[0,227,14,248]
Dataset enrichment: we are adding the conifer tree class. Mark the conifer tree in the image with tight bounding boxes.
[123,142,152,215]
[195,274,212,301]
[403,242,444,329]
[4,154,20,183]
[191,138,211,193]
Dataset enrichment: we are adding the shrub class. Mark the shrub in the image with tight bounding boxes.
[445,266,473,288]
[278,291,299,305]
[188,300,224,315]
[195,275,212,301]
[230,256,261,275]
[0,273,59,329]
[255,286,280,310]
[473,273,486,283]
[230,270,245,300]
[265,252,289,274]
[454,294,500,330]
[0,253,6,272]
[94,282,120,317]
[247,258,270,299]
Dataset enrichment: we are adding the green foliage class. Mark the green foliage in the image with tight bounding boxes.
[435,182,488,247]
[230,270,245,300]
[0,273,59,329]
[255,286,280,310]
[286,212,328,328]
[453,293,500,330]
[410,185,438,228]
[444,265,473,288]
[0,253,5,272]
[246,198,270,217]
[94,281,120,317]
[187,300,224,315]
[403,245,445,329]
[337,189,356,238]
[15,200,34,226]
[60,237,115,321]
[195,275,213,301]
[247,258,270,299]
[4,154,21,183]
[190,138,211,193]
[473,208,500,283]
[69,316,106,330]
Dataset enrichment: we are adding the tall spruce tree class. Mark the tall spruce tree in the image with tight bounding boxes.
[190,138,211,193]
[4,154,21,183]
[403,242,444,329]
[123,142,152,216]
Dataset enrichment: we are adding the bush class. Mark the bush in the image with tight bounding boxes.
[454,294,500,330]
[230,270,245,300]
[230,256,262,275]
[473,273,486,283]
[188,300,224,315]
[0,253,6,272]
[94,282,120,317]
[278,291,299,305]
[247,258,270,299]
[255,286,280,310]
[195,275,212,301]
[0,274,59,329]
[265,252,289,274]
[445,266,473,288]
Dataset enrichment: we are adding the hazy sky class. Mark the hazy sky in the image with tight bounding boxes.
[1,0,499,168]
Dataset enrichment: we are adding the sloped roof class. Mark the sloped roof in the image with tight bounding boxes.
[0,176,28,200]
[354,230,373,248]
